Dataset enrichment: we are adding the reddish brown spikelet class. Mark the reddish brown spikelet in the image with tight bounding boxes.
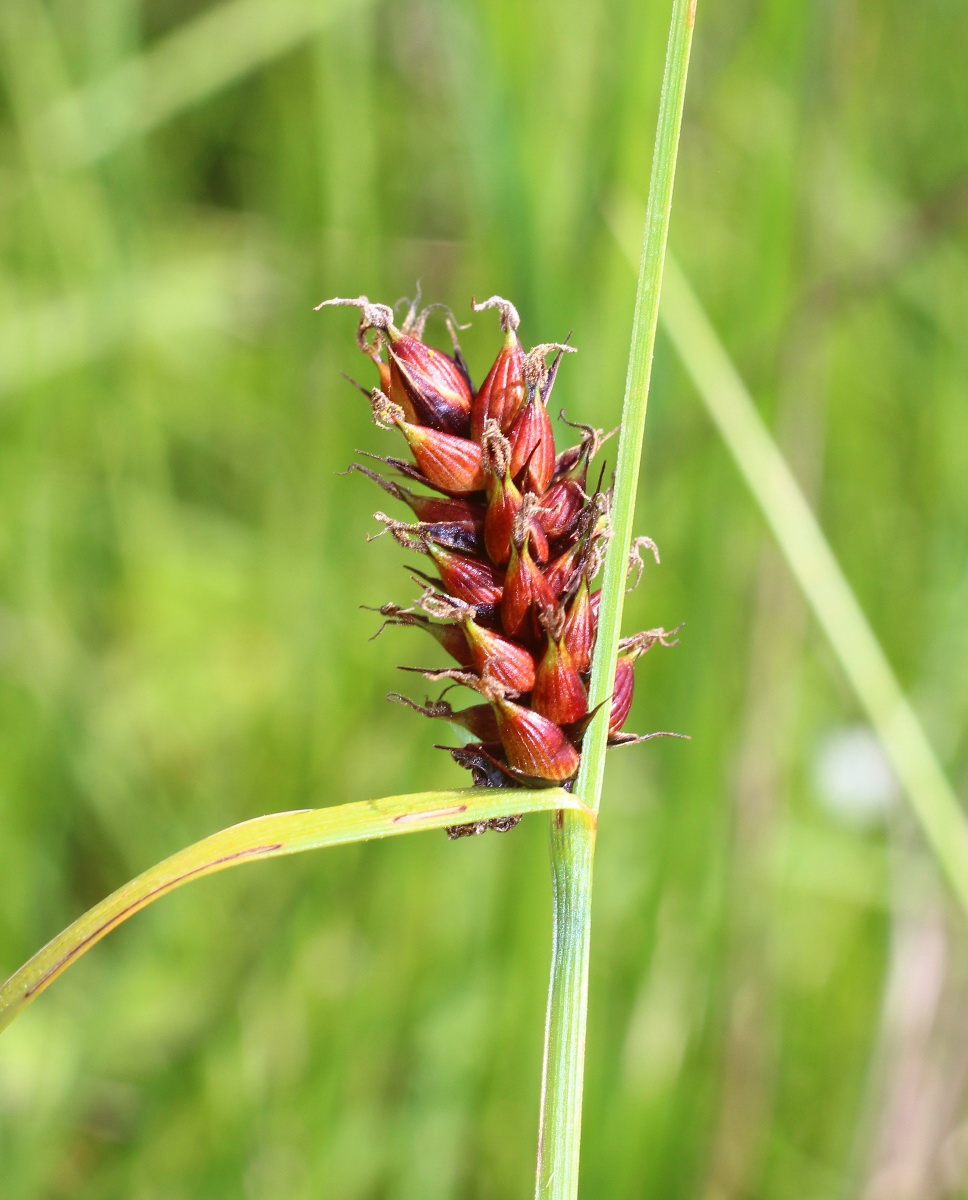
[348,464,484,532]
[562,574,596,673]
[394,418,486,495]
[609,655,636,736]
[543,539,584,598]
[608,627,682,738]
[388,336,472,436]
[484,463,522,566]
[320,292,679,798]
[447,703,502,744]
[471,330,526,439]
[462,616,536,693]
[405,493,484,532]
[508,395,556,494]
[492,696,581,783]
[538,477,586,540]
[523,505,550,563]
[533,627,588,727]
[501,535,556,641]
[425,542,504,608]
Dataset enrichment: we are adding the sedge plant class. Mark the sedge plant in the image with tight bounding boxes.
[0,0,697,1193]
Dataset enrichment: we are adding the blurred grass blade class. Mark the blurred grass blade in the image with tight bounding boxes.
[610,199,968,917]
[659,256,968,916]
[0,787,578,1034]
[0,255,258,398]
[39,0,363,167]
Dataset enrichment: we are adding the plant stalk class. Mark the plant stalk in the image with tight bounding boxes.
[534,810,597,1198]
[534,2,698,1197]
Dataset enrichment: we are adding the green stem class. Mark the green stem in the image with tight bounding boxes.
[534,3,697,1198]
[535,811,597,1197]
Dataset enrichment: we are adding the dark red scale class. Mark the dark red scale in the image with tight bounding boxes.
[483,469,522,566]
[507,396,555,494]
[388,333,472,436]
[537,478,586,540]
[501,538,557,641]
[609,655,637,735]
[562,576,596,674]
[470,331,526,440]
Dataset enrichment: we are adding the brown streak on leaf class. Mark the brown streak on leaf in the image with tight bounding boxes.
[392,804,469,824]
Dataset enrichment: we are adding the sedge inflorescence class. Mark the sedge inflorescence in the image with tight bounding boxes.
[319,293,678,831]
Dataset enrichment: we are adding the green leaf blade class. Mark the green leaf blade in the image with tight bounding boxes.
[0,787,580,1035]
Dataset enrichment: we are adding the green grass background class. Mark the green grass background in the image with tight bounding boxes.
[2,0,968,1196]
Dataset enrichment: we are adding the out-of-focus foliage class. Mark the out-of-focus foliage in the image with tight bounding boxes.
[1,1,967,1197]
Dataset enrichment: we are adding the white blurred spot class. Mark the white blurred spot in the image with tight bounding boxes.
[812,725,899,828]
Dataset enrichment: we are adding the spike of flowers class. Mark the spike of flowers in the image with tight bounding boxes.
[320,294,679,793]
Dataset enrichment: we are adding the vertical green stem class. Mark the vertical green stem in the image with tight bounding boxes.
[534,3,697,1197]
[578,0,696,810]
[535,811,597,1197]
